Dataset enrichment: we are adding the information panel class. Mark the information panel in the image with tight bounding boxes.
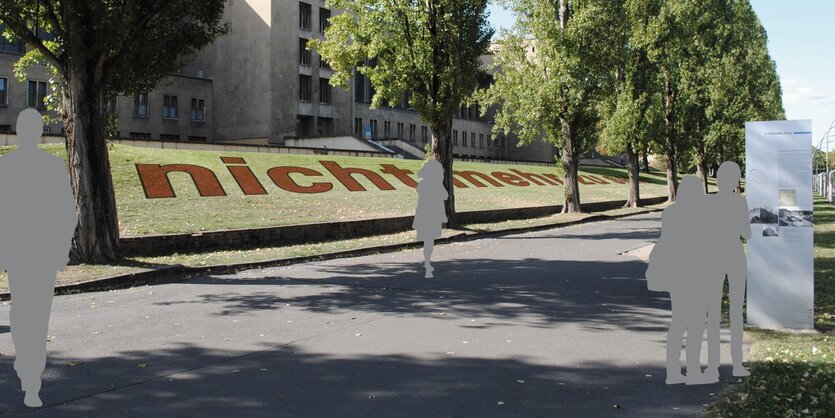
[745,120,814,329]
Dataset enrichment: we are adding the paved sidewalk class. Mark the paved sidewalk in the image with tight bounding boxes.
[0,213,740,417]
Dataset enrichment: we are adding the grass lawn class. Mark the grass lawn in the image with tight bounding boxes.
[0,144,686,236]
[705,195,834,417]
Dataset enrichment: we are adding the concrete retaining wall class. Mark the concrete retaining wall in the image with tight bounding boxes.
[121,196,668,257]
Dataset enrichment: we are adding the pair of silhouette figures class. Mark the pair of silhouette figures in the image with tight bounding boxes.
[0,109,76,407]
[647,162,751,385]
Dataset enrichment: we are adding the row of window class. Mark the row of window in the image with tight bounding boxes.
[355,118,422,140]
[129,93,206,122]
[127,132,207,142]
[299,3,330,33]
[350,118,505,149]
[0,77,49,109]
[299,75,332,104]
[453,130,506,149]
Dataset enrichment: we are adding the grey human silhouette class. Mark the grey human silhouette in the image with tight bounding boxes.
[0,109,77,407]
[413,159,448,278]
[646,175,714,385]
[704,161,751,380]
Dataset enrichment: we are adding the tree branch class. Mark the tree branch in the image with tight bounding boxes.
[42,0,64,38]
[0,14,62,67]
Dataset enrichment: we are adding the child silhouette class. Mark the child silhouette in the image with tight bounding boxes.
[0,108,77,407]
[412,160,448,278]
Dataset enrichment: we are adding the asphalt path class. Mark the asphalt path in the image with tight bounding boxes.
[0,212,742,417]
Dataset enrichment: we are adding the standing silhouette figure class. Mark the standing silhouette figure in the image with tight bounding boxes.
[704,161,751,380]
[0,109,77,407]
[647,176,714,385]
[412,159,448,278]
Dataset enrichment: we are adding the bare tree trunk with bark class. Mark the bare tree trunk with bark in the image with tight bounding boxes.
[625,143,641,207]
[63,65,120,263]
[559,118,581,213]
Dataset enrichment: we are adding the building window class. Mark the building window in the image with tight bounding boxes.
[319,8,331,34]
[479,133,484,148]
[409,124,416,141]
[453,130,458,146]
[319,56,330,70]
[319,77,331,104]
[299,2,312,30]
[299,75,312,102]
[129,132,151,139]
[162,95,178,119]
[27,80,47,110]
[471,132,476,148]
[132,93,149,117]
[397,122,404,139]
[462,131,467,147]
[0,125,11,133]
[0,77,7,106]
[299,38,311,66]
[354,71,373,103]
[160,134,180,141]
[383,121,391,138]
[421,126,428,143]
[370,119,378,139]
[43,127,51,134]
[188,136,208,142]
[354,117,362,136]
[191,98,205,121]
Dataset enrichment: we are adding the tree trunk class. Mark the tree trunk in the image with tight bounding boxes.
[696,158,709,194]
[663,74,678,202]
[624,143,641,207]
[63,66,121,263]
[430,118,457,228]
[559,119,581,213]
[642,146,650,174]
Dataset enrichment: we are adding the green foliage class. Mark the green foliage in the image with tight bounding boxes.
[597,0,664,158]
[627,0,784,175]
[479,1,620,154]
[311,0,492,126]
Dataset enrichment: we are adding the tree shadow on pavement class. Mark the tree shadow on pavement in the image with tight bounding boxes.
[157,257,673,335]
[0,343,726,417]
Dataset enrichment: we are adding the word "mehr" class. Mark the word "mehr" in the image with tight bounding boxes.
[135,157,630,199]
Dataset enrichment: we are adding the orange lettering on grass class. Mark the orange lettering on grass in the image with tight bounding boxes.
[268,167,333,194]
[136,164,226,198]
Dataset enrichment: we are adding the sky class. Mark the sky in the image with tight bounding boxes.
[486,1,835,152]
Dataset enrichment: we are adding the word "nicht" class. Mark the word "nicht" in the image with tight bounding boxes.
[135,157,629,199]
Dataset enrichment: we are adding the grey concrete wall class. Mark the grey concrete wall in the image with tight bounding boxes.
[209,0,274,142]
[284,136,379,151]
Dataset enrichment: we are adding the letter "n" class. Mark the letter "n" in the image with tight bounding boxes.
[136,164,226,198]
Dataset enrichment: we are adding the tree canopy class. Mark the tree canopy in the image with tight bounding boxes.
[478,0,622,212]
[312,0,493,225]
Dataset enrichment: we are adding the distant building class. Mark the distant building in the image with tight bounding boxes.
[0,2,558,163]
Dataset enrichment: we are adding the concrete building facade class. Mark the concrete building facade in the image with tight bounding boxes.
[0,1,558,163]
